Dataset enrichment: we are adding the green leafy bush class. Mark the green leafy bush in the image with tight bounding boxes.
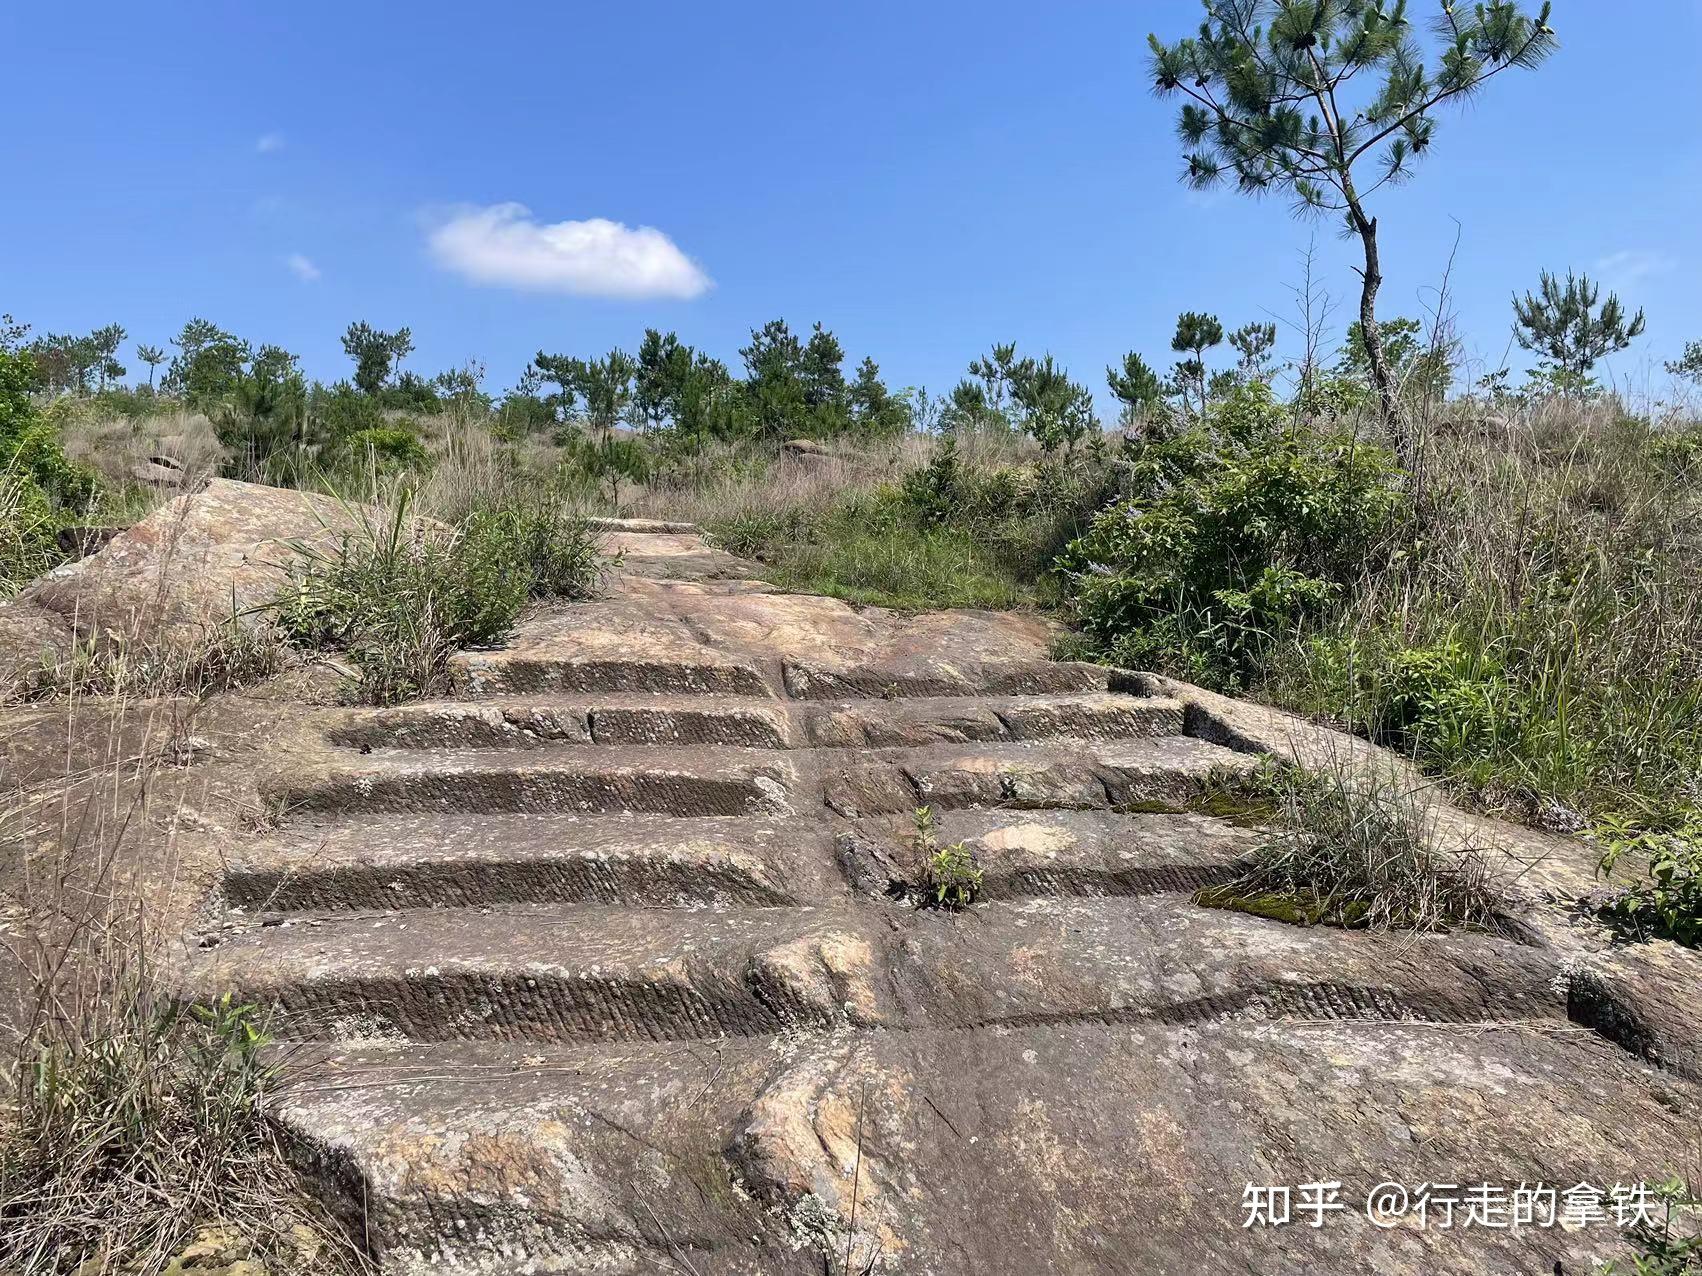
[2,346,97,511]
[1,342,97,592]
[308,379,385,442]
[1599,1176,1702,1274]
[1058,383,1403,689]
[327,424,433,475]
[1,470,62,597]
[1596,815,1702,948]
[1368,639,1525,771]
[899,437,968,525]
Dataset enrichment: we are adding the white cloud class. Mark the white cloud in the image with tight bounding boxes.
[286,253,321,282]
[1593,249,1677,290]
[425,203,711,299]
[256,132,285,154]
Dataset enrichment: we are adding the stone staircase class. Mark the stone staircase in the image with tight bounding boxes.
[179,523,1702,1276]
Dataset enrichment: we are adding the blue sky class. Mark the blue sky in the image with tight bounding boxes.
[5,1,1699,406]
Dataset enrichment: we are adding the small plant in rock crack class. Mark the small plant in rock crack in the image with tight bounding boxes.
[911,806,983,909]
[1195,761,1508,932]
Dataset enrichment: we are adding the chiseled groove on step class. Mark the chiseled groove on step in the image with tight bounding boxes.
[323,694,1189,755]
[230,967,1560,1047]
[325,704,593,751]
[276,763,794,818]
[856,740,1260,815]
[992,698,1186,742]
[781,658,1112,701]
[225,854,799,912]
[456,656,772,697]
[964,978,1562,1032]
[585,704,792,749]
[977,861,1246,901]
[245,968,846,1044]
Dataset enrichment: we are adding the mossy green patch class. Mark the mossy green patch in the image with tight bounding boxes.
[1194,885,1371,929]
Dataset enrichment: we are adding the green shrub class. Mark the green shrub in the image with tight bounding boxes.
[1595,814,1702,949]
[214,358,311,483]
[0,344,97,593]
[1363,638,1525,773]
[328,424,433,475]
[1599,1176,1702,1274]
[276,485,602,704]
[1058,383,1403,689]
[1,469,63,597]
[308,379,385,442]
[556,429,652,502]
[2,346,97,511]
[899,437,968,525]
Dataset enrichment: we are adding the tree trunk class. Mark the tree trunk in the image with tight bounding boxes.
[1331,174,1394,421]
[1350,207,1398,429]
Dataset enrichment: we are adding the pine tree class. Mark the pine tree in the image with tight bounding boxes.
[341,321,414,397]
[165,319,250,405]
[1107,351,1165,422]
[1147,1,1557,428]
[1667,341,1702,385]
[90,323,127,391]
[849,357,909,435]
[1512,270,1645,392]
[1169,312,1224,415]
[1228,322,1278,384]
[571,351,638,432]
[136,343,166,391]
[635,329,694,429]
[1009,354,1098,456]
[739,320,809,439]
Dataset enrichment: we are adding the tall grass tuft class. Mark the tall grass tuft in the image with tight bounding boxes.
[275,477,604,704]
[1198,761,1509,932]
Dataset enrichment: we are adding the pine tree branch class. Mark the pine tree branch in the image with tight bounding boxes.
[1345,26,1550,166]
[1172,81,1338,175]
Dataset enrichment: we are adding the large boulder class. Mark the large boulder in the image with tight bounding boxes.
[0,479,361,686]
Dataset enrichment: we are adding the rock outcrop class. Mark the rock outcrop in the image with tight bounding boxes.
[165,518,1700,1275]
[0,479,361,688]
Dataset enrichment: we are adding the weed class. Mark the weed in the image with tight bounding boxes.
[1,692,365,1275]
[1,466,65,597]
[1196,761,1508,932]
[1600,1176,1702,1275]
[15,621,286,702]
[911,806,983,909]
[0,987,358,1274]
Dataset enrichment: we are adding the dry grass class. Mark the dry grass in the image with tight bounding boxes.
[603,429,1032,527]
[1198,757,1509,932]
[1264,395,1702,823]
[54,405,227,525]
[0,693,367,1275]
[14,624,288,704]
